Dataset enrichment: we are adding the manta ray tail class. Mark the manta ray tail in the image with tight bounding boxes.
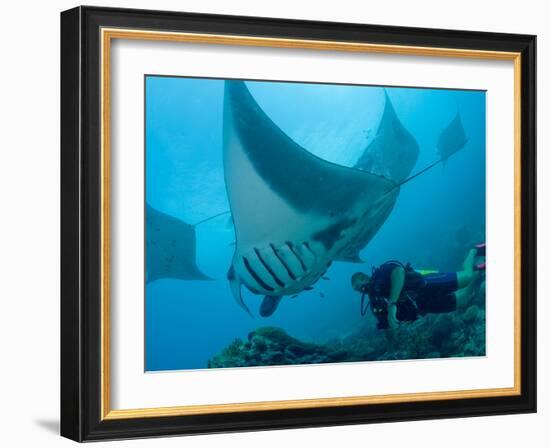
[397,158,442,188]
[397,148,464,188]
[192,210,231,227]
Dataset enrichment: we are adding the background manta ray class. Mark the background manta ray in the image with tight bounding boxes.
[354,90,419,183]
[338,90,420,264]
[146,203,211,283]
[438,111,469,162]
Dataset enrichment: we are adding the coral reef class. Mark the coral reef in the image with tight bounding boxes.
[208,275,486,369]
[208,326,351,368]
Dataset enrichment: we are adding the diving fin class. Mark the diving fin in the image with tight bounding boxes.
[475,262,486,271]
[475,243,486,257]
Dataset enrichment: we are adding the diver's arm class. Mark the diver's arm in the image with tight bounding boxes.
[386,266,405,329]
[387,303,399,329]
[389,266,405,303]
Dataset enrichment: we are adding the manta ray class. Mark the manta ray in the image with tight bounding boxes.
[394,109,470,186]
[146,203,212,283]
[223,81,419,317]
[437,111,468,162]
[337,90,420,263]
[355,90,419,183]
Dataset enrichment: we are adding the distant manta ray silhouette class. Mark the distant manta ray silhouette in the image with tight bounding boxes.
[146,203,225,283]
[354,90,419,183]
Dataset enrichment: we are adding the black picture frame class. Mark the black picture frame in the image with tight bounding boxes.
[61,5,536,442]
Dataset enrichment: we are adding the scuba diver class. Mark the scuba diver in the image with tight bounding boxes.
[351,244,485,330]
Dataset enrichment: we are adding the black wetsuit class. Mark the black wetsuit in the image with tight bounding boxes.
[369,261,458,329]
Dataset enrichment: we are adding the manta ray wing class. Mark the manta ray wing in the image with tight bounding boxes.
[146,204,212,283]
[437,111,468,161]
[354,90,419,183]
[335,91,418,263]
[223,80,398,315]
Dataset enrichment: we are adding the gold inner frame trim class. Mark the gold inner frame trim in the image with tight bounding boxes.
[100,27,522,421]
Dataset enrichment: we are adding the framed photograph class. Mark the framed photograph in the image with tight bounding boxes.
[60,6,536,442]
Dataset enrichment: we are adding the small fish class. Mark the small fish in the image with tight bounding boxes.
[322,276,330,280]
[319,292,325,298]
[290,294,299,299]
[304,286,314,291]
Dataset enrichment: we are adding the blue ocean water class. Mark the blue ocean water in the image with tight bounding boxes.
[145,76,486,371]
